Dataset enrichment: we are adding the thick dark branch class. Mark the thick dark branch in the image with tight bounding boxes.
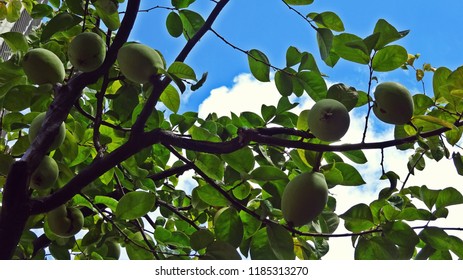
[0,161,30,259]
[148,163,194,181]
[175,0,230,62]
[29,138,149,214]
[150,122,461,155]
[131,0,230,135]
[22,0,141,172]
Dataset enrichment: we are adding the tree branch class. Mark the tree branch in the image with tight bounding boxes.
[153,122,462,155]
[130,0,230,136]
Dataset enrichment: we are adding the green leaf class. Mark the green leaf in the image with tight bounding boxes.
[49,243,71,260]
[339,203,375,232]
[196,153,224,181]
[296,109,310,131]
[190,229,214,251]
[266,223,295,260]
[300,52,321,73]
[94,195,118,213]
[65,0,85,15]
[394,125,414,150]
[326,83,359,112]
[0,32,28,53]
[321,162,366,186]
[274,69,293,96]
[121,156,149,179]
[276,96,298,113]
[5,0,21,22]
[168,61,196,80]
[321,165,343,186]
[413,115,455,130]
[286,46,302,67]
[191,72,208,91]
[179,9,205,38]
[448,236,463,259]
[250,228,277,260]
[383,221,419,248]
[261,104,276,122]
[154,226,172,243]
[3,85,34,111]
[372,45,408,72]
[373,19,408,50]
[214,207,243,248]
[196,184,229,207]
[240,210,262,240]
[240,111,265,127]
[247,49,270,82]
[413,94,434,115]
[355,236,399,260]
[172,0,196,9]
[41,12,82,42]
[419,227,451,251]
[221,147,255,173]
[436,187,463,209]
[11,135,30,156]
[166,12,183,38]
[396,207,434,221]
[309,11,344,32]
[294,71,327,101]
[30,4,53,18]
[116,191,156,220]
[204,240,241,260]
[112,84,140,121]
[0,154,15,176]
[319,211,340,234]
[166,231,190,248]
[250,166,288,181]
[283,0,314,5]
[333,33,370,64]
[189,125,221,142]
[316,28,335,65]
[433,67,452,102]
[341,150,367,164]
[125,231,155,260]
[93,0,120,31]
[160,84,180,113]
[419,185,440,210]
[59,131,79,166]
[452,152,463,175]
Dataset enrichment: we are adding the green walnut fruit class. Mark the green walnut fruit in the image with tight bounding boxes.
[307,99,350,142]
[23,48,65,85]
[97,240,121,260]
[68,32,106,72]
[117,43,164,84]
[47,204,84,238]
[28,112,66,151]
[30,155,59,190]
[281,172,328,227]
[373,81,414,125]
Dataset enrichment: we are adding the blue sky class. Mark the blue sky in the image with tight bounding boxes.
[128,0,463,114]
[124,1,463,259]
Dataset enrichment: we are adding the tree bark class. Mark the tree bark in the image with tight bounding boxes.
[0,161,30,259]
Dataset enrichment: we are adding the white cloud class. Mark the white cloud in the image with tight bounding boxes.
[198,73,282,119]
[194,73,463,259]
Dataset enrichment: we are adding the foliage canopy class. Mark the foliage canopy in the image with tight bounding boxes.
[0,0,463,260]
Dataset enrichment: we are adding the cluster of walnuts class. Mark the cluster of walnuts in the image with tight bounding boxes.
[21,32,165,249]
[282,81,414,227]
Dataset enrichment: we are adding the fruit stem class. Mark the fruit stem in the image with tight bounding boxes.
[312,151,324,172]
